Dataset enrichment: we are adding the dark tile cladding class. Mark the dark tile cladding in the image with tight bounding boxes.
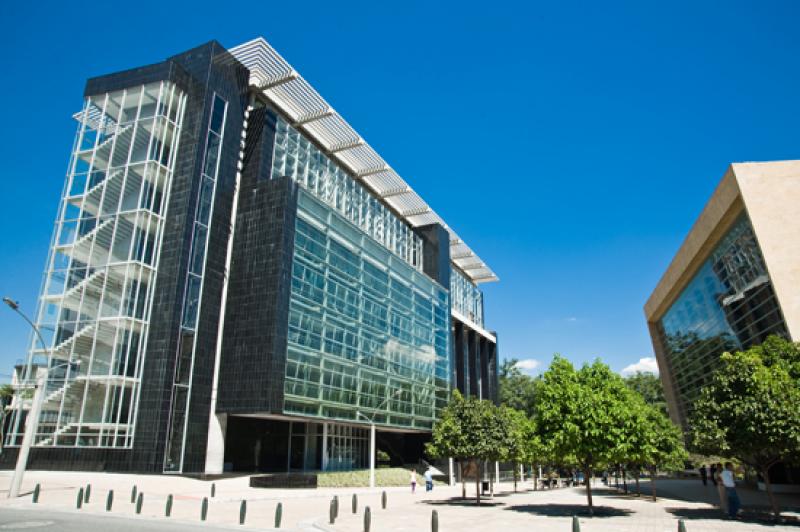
[217,109,297,415]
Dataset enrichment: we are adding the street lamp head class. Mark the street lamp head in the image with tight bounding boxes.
[3,297,19,311]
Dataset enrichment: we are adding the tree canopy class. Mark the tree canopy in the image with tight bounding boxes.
[689,336,800,517]
[499,358,539,416]
[429,355,687,514]
[426,390,502,504]
[623,371,667,414]
[534,356,637,514]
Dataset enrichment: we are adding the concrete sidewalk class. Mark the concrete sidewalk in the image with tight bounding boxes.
[1,471,798,531]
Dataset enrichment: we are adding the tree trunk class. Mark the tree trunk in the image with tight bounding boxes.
[635,472,640,497]
[475,459,481,506]
[614,466,619,489]
[460,461,466,499]
[622,466,628,494]
[762,466,780,519]
[513,461,518,492]
[650,466,657,502]
[533,463,538,491]
[584,466,594,516]
[489,461,494,498]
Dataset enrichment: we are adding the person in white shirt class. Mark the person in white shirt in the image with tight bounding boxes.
[721,462,740,518]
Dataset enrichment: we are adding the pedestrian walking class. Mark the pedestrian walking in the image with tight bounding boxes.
[410,469,417,494]
[699,464,708,486]
[424,469,433,492]
[714,462,727,515]
[721,462,741,519]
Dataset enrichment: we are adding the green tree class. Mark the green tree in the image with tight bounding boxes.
[624,371,667,414]
[426,390,503,505]
[534,356,633,515]
[0,384,13,406]
[643,403,687,501]
[499,359,539,416]
[689,338,800,518]
[499,407,533,492]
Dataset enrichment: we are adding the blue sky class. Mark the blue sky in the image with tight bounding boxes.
[1,1,799,380]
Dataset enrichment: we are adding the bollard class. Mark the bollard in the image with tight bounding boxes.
[131,485,137,503]
[84,484,91,504]
[572,515,580,532]
[165,494,173,517]
[275,502,283,528]
[32,484,40,503]
[431,509,438,532]
[201,497,208,521]
[381,491,387,509]
[106,490,114,512]
[239,500,247,525]
[334,495,339,518]
[364,506,371,532]
[77,488,84,509]
[352,493,358,514]
[211,483,216,498]
[329,499,336,524]
[136,493,143,514]
[678,519,687,532]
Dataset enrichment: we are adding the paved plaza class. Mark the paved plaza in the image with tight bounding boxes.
[0,471,798,531]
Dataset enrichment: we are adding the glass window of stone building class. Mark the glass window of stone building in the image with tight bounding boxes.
[655,214,789,422]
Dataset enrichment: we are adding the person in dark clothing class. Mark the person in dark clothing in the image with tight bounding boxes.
[699,464,708,486]
[709,464,718,486]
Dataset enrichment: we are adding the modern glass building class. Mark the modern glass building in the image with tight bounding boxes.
[644,161,800,428]
[2,38,499,474]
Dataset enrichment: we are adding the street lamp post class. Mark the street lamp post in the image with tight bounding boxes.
[357,389,402,489]
[3,297,72,499]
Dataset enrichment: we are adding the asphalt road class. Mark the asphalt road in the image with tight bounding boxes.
[0,507,296,532]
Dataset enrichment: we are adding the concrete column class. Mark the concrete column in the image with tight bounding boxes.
[322,422,328,471]
[449,457,455,486]
[204,413,227,474]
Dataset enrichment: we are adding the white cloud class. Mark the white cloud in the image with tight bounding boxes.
[565,317,578,322]
[515,358,541,374]
[621,357,659,376]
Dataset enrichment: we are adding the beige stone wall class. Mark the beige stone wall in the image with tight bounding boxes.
[734,160,800,341]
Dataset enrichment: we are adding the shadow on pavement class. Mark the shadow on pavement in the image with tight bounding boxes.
[424,497,505,507]
[505,504,634,518]
[665,507,800,528]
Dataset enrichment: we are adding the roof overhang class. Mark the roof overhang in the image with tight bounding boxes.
[229,37,498,285]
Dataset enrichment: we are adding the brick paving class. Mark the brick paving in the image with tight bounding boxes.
[0,471,798,531]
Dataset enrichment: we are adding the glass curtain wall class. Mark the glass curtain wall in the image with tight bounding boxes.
[657,214,789,421]
[285,191,450,431]
[163,94,228,473]
[451,267,484,327]
[5,82,186,448]
[271,117,423,270]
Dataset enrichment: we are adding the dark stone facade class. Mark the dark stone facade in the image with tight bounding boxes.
[216,109,298,415]
[0,41,500,474]
[415,223,451,289]
[0,41,250,473]
[451,318,499,404]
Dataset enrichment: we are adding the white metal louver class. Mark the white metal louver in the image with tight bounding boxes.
[229,37,498,284]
